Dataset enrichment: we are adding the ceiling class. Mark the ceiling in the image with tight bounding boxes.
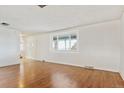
[0,5,124,33]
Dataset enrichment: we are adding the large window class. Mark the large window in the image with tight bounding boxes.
[52,33,78,51]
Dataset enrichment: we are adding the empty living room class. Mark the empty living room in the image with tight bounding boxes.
[1,3,124,90]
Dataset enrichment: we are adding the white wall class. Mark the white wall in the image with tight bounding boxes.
[120,13,124,79]
[0,27,20,67]
[25,20,120,72]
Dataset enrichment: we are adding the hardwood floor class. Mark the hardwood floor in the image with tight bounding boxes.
[0,59,124,88]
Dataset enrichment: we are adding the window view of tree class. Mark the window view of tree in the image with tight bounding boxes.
[52,33,77,51]
[70,35,77,50]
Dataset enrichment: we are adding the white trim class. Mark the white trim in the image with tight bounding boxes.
[0,63,20,68]
[0,59,20,67]
[46,60,119,72]
[50,30,79,53]
[119,72,124,80]
[26,57,118,73]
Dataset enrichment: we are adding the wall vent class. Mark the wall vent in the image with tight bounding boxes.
[1,22,10,26]
[84,66,94,70]
[42,60,46,62]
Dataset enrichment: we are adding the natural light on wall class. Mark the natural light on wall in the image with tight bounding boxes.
[20,33,24,58]
[20,34,24,51]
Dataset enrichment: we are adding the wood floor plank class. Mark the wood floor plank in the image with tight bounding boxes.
[0,59,124,88]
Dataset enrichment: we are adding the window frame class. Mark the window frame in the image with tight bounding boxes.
[50,31,79,53]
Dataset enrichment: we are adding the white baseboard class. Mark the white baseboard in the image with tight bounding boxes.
[25,57,118,73]
[47,60,118,72]
[119,72,124,80]
[0,63,20,68]
[0,59,20,68]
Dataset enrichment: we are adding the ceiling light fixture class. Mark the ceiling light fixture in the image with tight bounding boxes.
[38,5,47,8]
